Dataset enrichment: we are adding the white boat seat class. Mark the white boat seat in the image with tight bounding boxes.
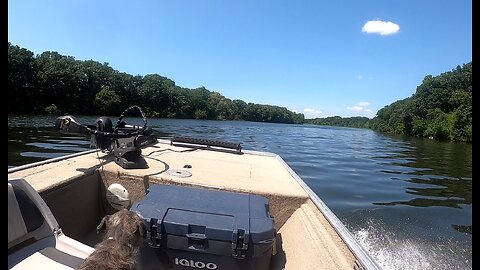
[10,246,84,270]
[8,178,94,269]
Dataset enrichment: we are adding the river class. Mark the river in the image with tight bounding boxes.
[8,114,472,270]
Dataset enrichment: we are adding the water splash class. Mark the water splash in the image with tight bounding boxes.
[353,222,471,270]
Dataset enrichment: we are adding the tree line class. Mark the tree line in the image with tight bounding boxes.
[8,42,471,142]
[305,116,371,129]
[306,62,472,142]
[8,42,305,124]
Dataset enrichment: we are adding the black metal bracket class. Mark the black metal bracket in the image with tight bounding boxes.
[171,136,242,154]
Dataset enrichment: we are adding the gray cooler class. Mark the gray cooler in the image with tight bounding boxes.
[130,184,276,270]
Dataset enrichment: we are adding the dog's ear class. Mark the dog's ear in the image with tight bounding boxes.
[137,221,146,238]
[96,215,110,234]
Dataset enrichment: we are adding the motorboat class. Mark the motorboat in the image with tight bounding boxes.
[7,106,381,270]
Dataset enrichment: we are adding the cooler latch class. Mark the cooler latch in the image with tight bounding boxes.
[232,229,249,259]
[146,218,161,248]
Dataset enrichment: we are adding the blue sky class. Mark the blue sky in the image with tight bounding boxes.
[8,0,471,119]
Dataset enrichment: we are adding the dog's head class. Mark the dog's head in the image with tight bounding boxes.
[96,209,146,246]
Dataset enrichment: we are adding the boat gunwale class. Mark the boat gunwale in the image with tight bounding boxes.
[8,149,101,174]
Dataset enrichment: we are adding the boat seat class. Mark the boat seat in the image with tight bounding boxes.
[8,178,95,269]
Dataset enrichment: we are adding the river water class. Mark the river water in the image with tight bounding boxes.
[8,115,472,270]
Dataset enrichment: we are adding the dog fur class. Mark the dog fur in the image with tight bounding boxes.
[77,209,146,270]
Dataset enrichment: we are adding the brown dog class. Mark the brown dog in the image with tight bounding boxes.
[77,209,146,270]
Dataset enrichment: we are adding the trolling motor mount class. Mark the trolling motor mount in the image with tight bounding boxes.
[55,106,157,169]
[91,116,114,150]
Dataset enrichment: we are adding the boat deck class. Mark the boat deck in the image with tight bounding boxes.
[8,140,360,270]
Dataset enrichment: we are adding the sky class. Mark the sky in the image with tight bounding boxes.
[8,0,472,119]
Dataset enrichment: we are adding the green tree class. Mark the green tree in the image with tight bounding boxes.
[8,43,36,113]
[94,86,122,115]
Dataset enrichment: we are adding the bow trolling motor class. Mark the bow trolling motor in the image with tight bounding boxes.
[55,105,157,169]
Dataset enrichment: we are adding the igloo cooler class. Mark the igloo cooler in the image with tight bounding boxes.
[130,183,276,270]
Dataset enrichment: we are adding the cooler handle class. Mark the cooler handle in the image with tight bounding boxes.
[186,233,208,251]
[186,233,207,240]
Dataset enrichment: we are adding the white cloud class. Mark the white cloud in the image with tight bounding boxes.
[357,102,370,106]
[303,108,322,118]
[345,102,376,117]
[347,102,371,112]
[362,20,400,35]
[356,75,364,80]
[304,108,322,114]
[347,106,364,112]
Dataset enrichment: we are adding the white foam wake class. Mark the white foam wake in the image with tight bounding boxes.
[353,226,471,270]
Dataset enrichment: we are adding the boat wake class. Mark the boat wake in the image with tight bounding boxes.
[352,221,471,270]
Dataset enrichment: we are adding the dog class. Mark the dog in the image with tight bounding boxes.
[77,209,146,270]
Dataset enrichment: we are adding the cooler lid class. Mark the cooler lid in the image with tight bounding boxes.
[131,184,275,255]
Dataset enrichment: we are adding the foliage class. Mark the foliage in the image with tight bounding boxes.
[305,63,471,143]
[94,86,121,115]
[44,104,60,114]
[370,63,472,142]
[8,42,36,113]
[8,43,304,124]
[305,116,370,128]
[8,43,471,141]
